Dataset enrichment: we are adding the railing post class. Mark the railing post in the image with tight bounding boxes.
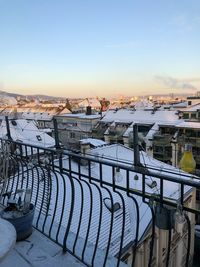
[5,116,12,140]
[133,124,140,166]
[53,117,60,149]
[53,117,63,171]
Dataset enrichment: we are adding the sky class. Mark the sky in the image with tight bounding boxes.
[0,0,200,98]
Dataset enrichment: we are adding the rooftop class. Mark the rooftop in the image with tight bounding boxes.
[102,109,180,125]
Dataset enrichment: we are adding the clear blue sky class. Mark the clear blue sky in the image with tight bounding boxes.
[0,0,200,97]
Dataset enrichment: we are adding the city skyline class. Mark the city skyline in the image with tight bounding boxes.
[0,0,200,97]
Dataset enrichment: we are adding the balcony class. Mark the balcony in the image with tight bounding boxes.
[177,135,200,147]
[0,139,200,267]
[153,134,172,146]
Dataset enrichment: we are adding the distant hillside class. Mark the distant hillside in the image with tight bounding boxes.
[0,90,22,98]
[0,90,65,100]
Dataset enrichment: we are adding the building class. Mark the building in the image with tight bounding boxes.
[0,137,198,266]
[0,119,55,151]
[101,109,181,147]
[54,113,101,149]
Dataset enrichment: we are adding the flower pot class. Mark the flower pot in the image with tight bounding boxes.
[1,204,35,241]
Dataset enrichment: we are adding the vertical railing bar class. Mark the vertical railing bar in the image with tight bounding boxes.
[181,183,184,206]
[102,164,114,267]
[72,161,84,255]
[63,156,75,252]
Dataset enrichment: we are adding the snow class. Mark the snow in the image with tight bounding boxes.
[102,109,181,125]
[183,103,200,112]
[0,143,196,265]
[0,119,55,149]
[176,121,200,129]
[172,101,188,108]
[80,138,107,147]
[145,122,159,141]
[0,218,16,261]
[57,113,101,119]
[0,229,85,267]
[83,144,195,240]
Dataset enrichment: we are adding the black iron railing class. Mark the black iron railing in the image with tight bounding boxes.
[0,138,200,267]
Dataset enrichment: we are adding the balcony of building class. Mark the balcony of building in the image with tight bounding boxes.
[153,132,173,146]
[0,138,200,267]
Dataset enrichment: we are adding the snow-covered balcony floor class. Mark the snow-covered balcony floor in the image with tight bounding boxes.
[0,228,85,267]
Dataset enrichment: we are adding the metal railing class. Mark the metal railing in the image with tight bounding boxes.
[0,138,200,267]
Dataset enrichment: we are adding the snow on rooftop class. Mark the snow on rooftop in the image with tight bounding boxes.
[0,119,55,149]
[183,103,200,112]
[145,122,159,141]
[102,109,180,125]
[58,113,101,119]
[133,100,154,110]
[2,143,196,263]
[172,101,188,108]
[83,144,195,241]
[80,138,107,147]
[176,121,200,129]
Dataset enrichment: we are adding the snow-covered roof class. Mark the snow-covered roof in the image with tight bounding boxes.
[57,113,101,119]
[133,100,154,110]
[21,112,53,121]
[183,103,200,112]
[102,109,180,125]
[55,144,195,255]
[80,138,107,147]
[5,142,195,261]
[176,121,200,129]
[0,106,71,121]
[83,144,194,241]
[145,122,159,141]
[172,101,188,108]
[0,119,55,148]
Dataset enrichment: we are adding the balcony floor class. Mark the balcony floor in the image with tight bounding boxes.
[0,228,85,267]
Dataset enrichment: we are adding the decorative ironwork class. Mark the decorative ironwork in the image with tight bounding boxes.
[0,138,200,267]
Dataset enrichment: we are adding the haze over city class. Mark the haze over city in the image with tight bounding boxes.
[0,0,200,98]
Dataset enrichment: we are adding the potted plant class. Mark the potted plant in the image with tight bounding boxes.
[0,141,35,241]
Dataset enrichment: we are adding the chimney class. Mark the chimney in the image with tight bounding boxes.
[80,141,91,155]
[80,140,91,166]
[86,106,92,115]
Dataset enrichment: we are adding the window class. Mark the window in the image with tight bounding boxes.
[11,120,17,126]
[188,101,192,105]
[70,132,75,139]
[191,113,196,119]
[154,146,164,153]
[183,113,189,119]
[196,190,200,201]
[36,135,42,141]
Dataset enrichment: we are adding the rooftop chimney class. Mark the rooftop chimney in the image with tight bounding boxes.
[86,106,92,115]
